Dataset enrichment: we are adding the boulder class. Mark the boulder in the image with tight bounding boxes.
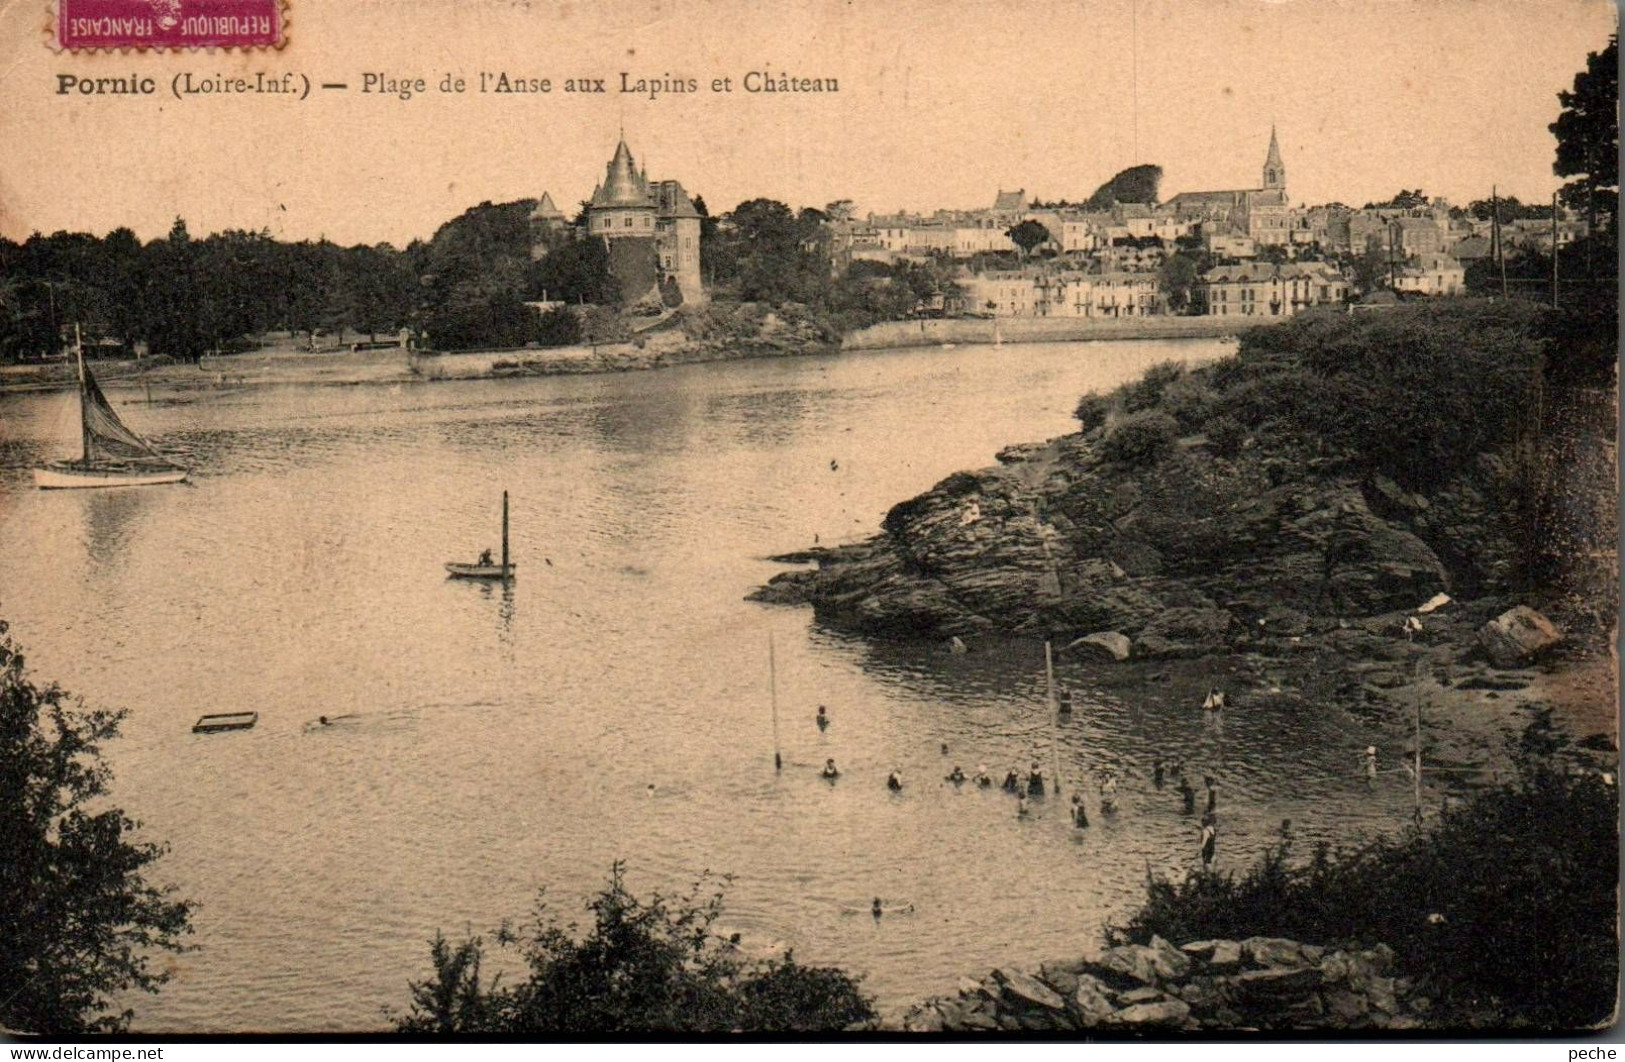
[1102,999,1193,1028]
[1224,966,1324,1004]
[901,1005,945,1032]
[1096,944,1162,986]
[1477,605,1562,668]
[1209,940,1244,969]
[1067,975,1119,1027]
[1321,986,1372,1027]
[1069,630,1132,662]
[1149,935,1194,980]
[1038,959,1087,996]
[1117,986,1166,1006]
[1180,940,1219,960]
[1241,936,1309,968]
[994,967,1067,1012]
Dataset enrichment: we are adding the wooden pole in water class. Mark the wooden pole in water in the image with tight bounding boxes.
[1045,639,1061,795]
[769,631,782,771]
[501,491,510,575]
[1551,191,1560,310]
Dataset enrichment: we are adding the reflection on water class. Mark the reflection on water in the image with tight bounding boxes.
[0,340,1416,1031]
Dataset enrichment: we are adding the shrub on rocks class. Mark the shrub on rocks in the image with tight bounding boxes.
[1102,410,1179,467]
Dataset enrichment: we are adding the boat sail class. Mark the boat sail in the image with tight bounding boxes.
[33,327,188,490]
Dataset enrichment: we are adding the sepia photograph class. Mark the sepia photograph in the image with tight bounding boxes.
[0,0,1618,1043]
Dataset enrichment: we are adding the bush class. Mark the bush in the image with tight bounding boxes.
[1121,360,1187,413]
[393,863,874,1033]
[1102,410,1178,466]
[1204,414,1248,458]
[1073,392,1112,433]
[531,305,581,348]
[1113,716,1618,1029]
[1159,371,1218,433]
[0,622,194,1032]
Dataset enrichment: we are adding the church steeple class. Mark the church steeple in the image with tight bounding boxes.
[1262,125,1285,192]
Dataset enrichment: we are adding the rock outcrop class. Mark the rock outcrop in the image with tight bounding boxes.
[1477,606,1563,668]
[755,431,1518,648]
[882,936,1432,1033]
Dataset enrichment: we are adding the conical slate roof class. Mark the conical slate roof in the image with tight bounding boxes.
[590,136,656,209]
[531,191,564,219]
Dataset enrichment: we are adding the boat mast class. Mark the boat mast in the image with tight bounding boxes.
[1045,639,1061,794]
[501,491,510,573]
[75,324,90,463]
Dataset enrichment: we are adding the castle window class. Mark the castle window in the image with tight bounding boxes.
[624,217,632,228]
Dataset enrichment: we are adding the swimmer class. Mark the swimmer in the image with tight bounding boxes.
[946,765,966,785]
[887,769,904,792]
[1002,768,1021,793]
[1027,762,1045,797]
[1153,758,1165,789]
[1058,689,1074,715]
[817,705,830,731]
[1070,792,1089,828]
[974,764,992,788]
[318,715,330,726]
[821,758,840,780]
[940,742,950,756]
[1099,771,1118,814]
[1364,746,1378,785]
[872,897,883,919]
[1178,775,1196,815]
[1016,794,1030,817]
[1199,818,1217,870]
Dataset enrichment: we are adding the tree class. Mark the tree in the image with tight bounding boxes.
[1085,164,1164,209]
[0,622,193,1033]
[1363,190,1430,210]
[1006,219,1051,259]
[1157,252,1202,313]
[1550,34,1618,233]
[394,863,873,1033]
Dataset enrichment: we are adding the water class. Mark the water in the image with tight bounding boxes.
[0,339,1417,1031]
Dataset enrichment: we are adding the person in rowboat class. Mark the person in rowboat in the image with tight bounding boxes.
[478,548,494,566]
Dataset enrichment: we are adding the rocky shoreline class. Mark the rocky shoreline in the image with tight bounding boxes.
[752,397,1616,770]
[874,934,1431,1032]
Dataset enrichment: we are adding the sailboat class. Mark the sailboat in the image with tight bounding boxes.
[445,491,515,579]
[34,326,188,489]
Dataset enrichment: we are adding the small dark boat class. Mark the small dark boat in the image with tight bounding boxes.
[193,711,258,733]
[446,491,515,580]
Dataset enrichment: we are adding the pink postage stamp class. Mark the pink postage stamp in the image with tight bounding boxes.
[53,0,285,50]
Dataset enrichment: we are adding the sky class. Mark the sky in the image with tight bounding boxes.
[0,0,1616,246]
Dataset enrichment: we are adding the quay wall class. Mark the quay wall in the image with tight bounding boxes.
[841,315,1278,351]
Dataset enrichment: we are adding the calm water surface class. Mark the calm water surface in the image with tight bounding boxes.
[0,340,1415,1030]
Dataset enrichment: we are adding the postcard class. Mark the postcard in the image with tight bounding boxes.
[0,0,1617,1041]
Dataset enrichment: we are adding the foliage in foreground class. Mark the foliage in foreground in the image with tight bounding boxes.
[1113,716,1619,1030]
[393,863,873,1033]
[0,622,193,1033]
